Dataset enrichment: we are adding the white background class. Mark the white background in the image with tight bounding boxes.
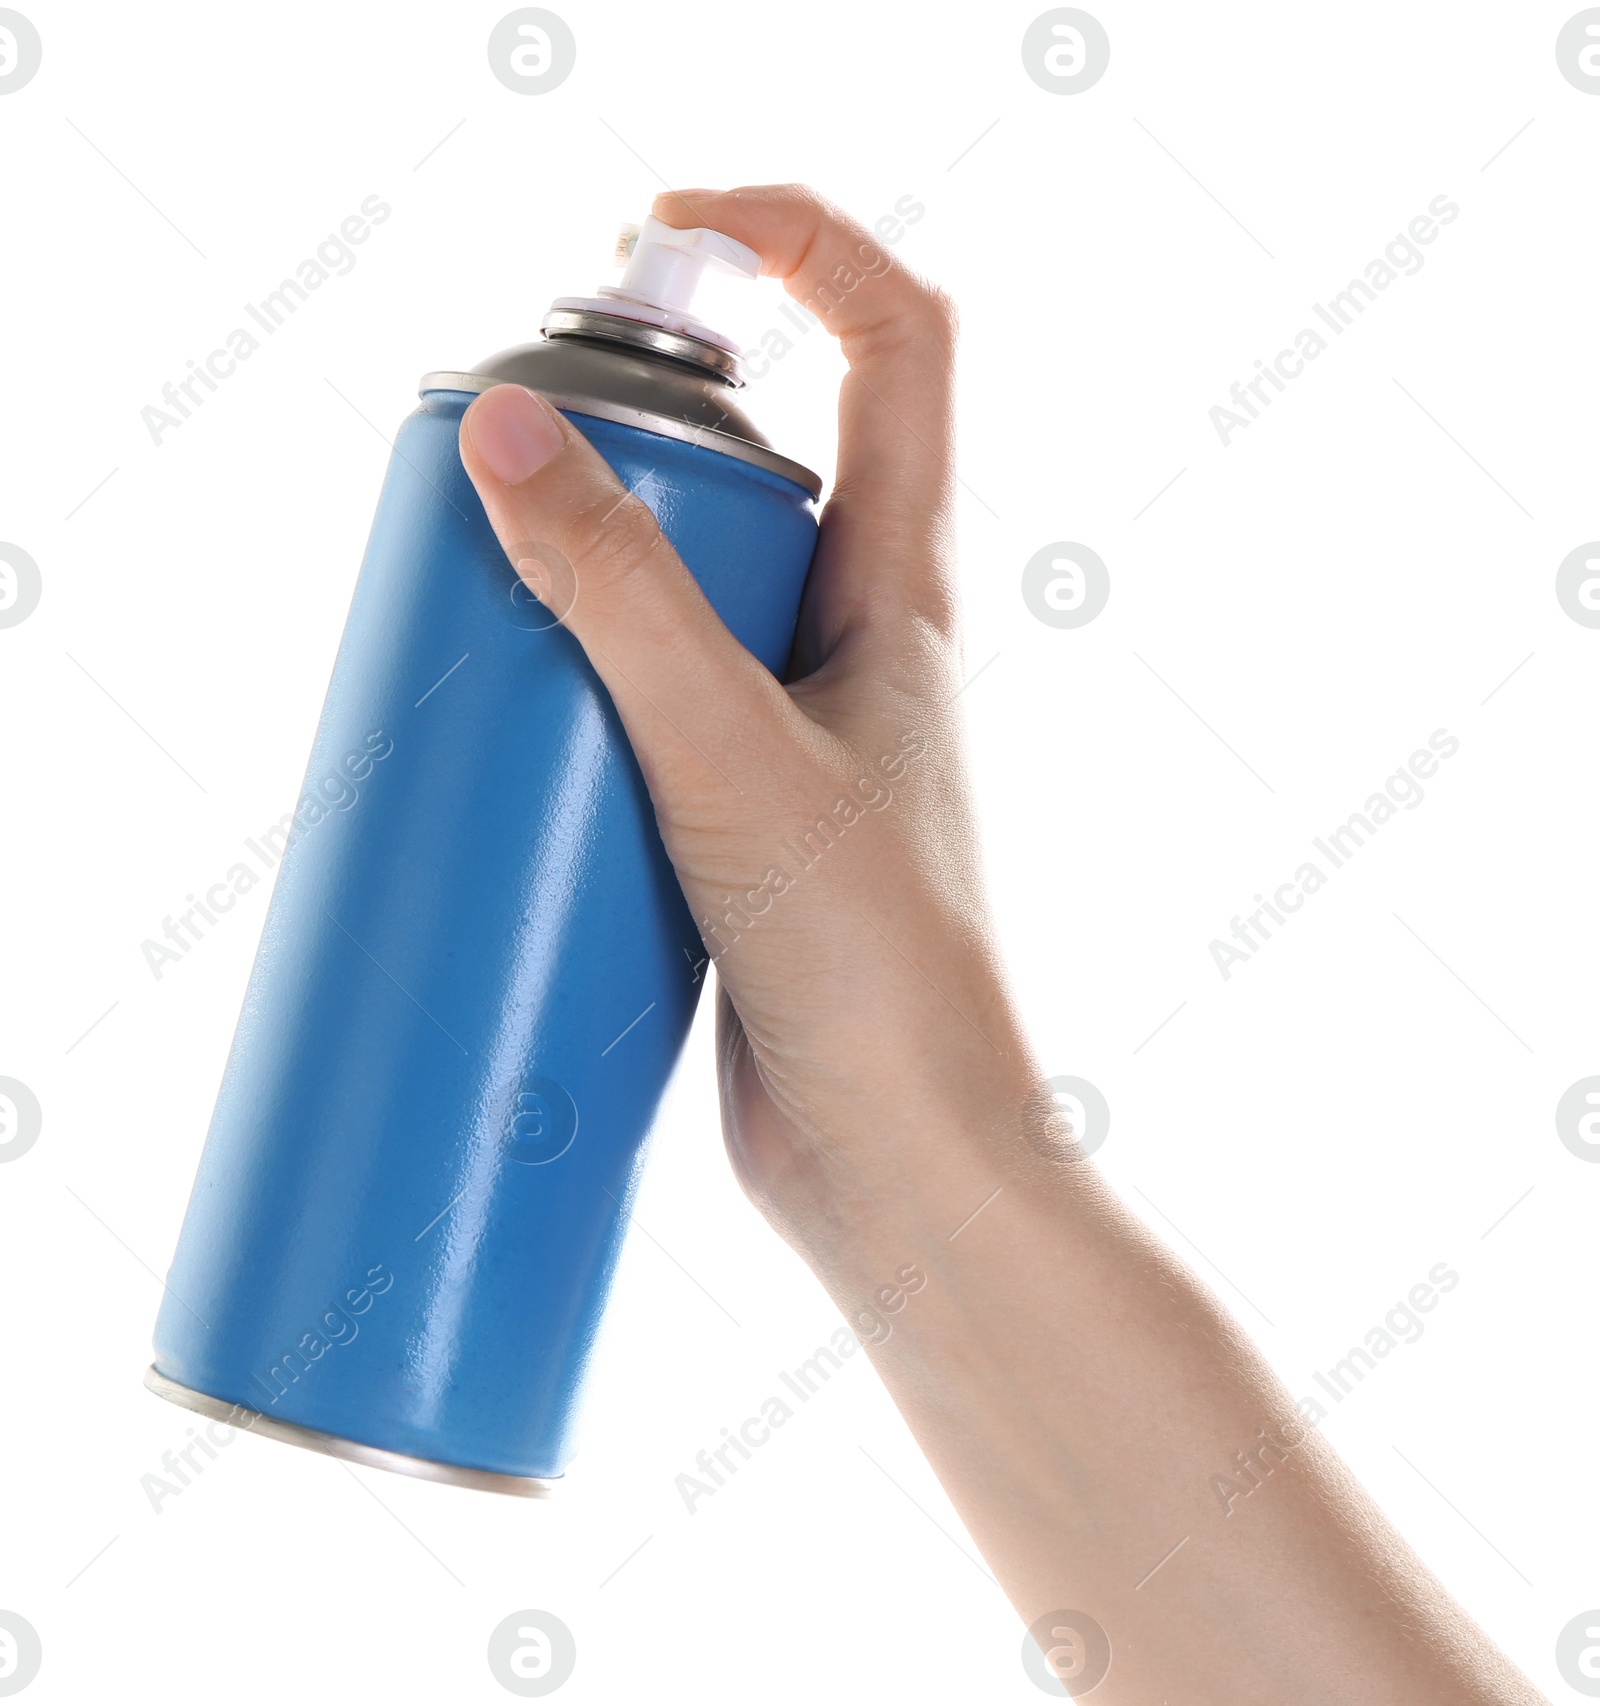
[1,1,1597,1700]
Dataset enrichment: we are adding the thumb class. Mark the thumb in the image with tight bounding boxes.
[459,382,792,798]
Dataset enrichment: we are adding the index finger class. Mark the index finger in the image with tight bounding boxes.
[653,185,959,635]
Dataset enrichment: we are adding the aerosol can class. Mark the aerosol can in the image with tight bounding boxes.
[148,217,820,1494]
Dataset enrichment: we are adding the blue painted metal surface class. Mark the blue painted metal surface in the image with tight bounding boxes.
[152,388,817,1478]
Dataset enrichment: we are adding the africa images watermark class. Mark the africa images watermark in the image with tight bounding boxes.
[1209,194,1460,447]
[251,1260,395,1409]
[675,1327,865,1514]
[140,195,392,446]
[1210,1261,1459,1517]
[141,1399,261,1515]
[140,1259,396,1513]
[1209,729,1459,980]
[692,732,928,967]
[141,730,393,979]
[741,194,926,382]
[676,1263,927,1514]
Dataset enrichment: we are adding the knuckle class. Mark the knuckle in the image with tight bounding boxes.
[853,272,958,355]
[563,488,669,599]
[916,281,960,341]
[901,608,964,682]
[929,286,960,337]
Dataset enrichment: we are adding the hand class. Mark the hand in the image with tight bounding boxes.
[459,185,1544,1706]
[458,183,1044,1258]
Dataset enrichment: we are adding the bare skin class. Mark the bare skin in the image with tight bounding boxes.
[457,183,1544,1705]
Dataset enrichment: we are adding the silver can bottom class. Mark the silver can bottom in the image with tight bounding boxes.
[143,1365,560,1499]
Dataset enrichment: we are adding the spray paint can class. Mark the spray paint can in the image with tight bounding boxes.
[147,218,820,1493]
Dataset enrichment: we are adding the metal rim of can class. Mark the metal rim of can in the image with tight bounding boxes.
[541,307,745,384]
[420,372,825,500]
[143,1364,561,1499]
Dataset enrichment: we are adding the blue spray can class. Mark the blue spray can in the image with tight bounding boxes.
[148,218,820,1493]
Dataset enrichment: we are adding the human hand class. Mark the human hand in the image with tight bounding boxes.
[458,185,1548,1706]
[458,184,1043,1256]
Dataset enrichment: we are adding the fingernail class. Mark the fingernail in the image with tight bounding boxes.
[466,385,564,485]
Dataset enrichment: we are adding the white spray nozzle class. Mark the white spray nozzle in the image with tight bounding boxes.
[548,215,762,357]
[610,216,760,313]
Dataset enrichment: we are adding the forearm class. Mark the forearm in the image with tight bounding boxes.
[789,1063,1543,1706]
